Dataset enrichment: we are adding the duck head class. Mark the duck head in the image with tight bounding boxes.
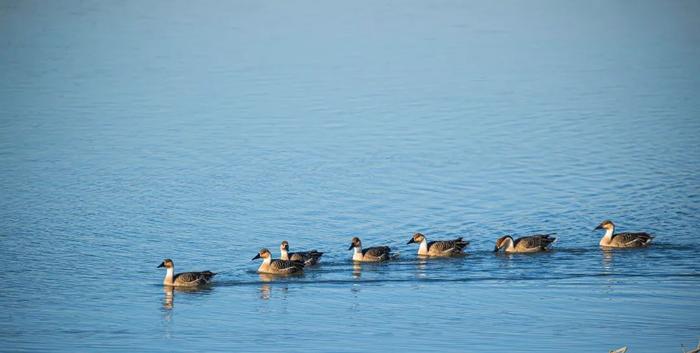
[280,240,290,252]
[348,237,361,250]
[407,232,426,244]
[494,236,513,252]
[252,248,272,260]
[158,258,174,268]
[594,220,615,231]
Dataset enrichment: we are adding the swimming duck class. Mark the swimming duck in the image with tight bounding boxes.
[279,240,323,266]
[348,237,393,262]
[406,232,469,257]
[157,259,216,287]
[594,220,653,248]
[493,234,557,253]
[253,248,304,275]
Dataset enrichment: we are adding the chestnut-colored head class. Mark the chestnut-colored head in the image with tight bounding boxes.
[348,237,361,250]
[594,220,615,231]
[157,259,174,269]
[407,232,426,244]
[252,248,272,260]
[493,236,513,252]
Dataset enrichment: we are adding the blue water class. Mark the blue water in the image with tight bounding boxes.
[1,1,700,352]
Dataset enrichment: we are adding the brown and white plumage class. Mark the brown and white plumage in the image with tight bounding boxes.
[280,240,323,266]
[494,234,557,253]
[407,232,469,257]
[348,237,394,262]
[253,248,304,275]
[157,259,216,287]
[595,220,653,248]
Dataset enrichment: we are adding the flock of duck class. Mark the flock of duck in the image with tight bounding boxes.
[157,219,655,287]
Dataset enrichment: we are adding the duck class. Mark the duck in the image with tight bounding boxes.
[493,234,557,253]
[406,232,469,257]
[279,240,323,266]
[253,248,304,275]
[348,237,394,262]
[157,259,216,287]
[594,220,653,248]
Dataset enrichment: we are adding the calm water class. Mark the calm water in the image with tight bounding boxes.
[1,1,700,352]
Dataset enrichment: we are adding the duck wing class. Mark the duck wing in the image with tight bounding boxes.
[270,259,305,273]
[612,232,653,247]
[362,246,391,260]
[427,237,470,254]
[514,234,556,250]
[174,271,216,285]
[290,250,323,265]
[290,250,323,260]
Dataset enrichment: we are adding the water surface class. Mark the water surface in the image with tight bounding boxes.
[1,1,700,352]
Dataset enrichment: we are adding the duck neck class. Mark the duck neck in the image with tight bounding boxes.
[258,257,272,271]
[353,246,363,261]
[418,239,429,255]
[163,267,174,285]
[503,238,515,252]
[280,248,289,260]
[600,227,615,245]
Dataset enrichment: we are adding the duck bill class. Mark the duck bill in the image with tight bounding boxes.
[347,244,354,250]
[157,262,165,268]
[594,224,603,231]
[252,254,261,260]
[407,238,415,244]
[493,246,500,253]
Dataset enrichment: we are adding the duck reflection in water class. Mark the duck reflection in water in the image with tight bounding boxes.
[163,286,174,310]
[259,273,273,300]
[352,260,394,279]
[257,274,289,300]
[161,285,213,310]
[161,286,174,339]
[259,283,272,300]
[352,262,362,278]
[601,249,615,273]
[415,258,428,279]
